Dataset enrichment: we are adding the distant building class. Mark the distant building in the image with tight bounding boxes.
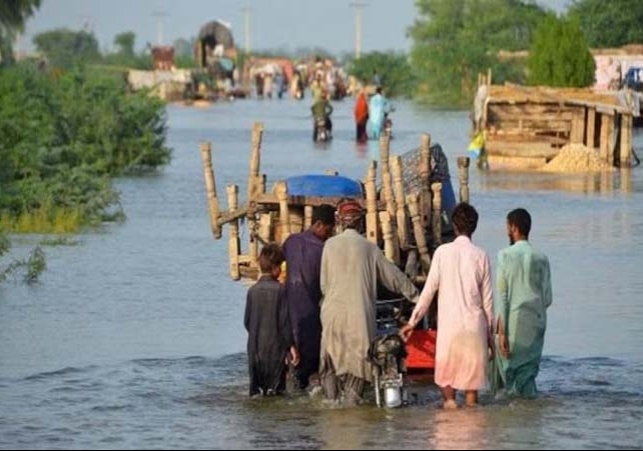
[152,46,175,71]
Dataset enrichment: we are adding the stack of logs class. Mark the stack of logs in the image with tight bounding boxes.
[200,122,471,282]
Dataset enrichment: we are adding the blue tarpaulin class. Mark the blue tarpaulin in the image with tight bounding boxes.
[285,175,363,198]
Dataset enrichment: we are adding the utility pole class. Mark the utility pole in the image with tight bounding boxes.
[79,15,94,32]
[242,7,252,54]
[153,10,168,46]
[350,2,367,59]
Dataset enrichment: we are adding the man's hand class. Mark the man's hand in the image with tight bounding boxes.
[499,333,510,359]
[399,324,415,342]
[289,346,300,367]
[487,332,495,361]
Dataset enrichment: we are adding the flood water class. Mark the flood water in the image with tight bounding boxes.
[1,99,643,449]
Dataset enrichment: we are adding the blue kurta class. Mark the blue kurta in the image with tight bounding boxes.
[366,94,390,140]
[491,240,553,398]
[282,230,325,387]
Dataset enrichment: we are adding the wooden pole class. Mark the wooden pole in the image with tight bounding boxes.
[391,156,408,249]
[457,157,471,204]
[600,114,614,165]
[304,205,314,229]
[200,142,222,240]
[570,109,585,144]
[487,68,492,87]
[247,122,264,201]
[379,135,400,263]
[259,213,273,244]
[275,181,291,244]
[365,160,379,244]
[289,211,304,234]
[248,214,259,271]
[586,107,596,149]
[379,211,397,264]
[247,123,264,271]
[226,185,241,281]
[620,114,633,168]
[431,183,443,245]
[404,249,419,281]
[379,134,397,220]
[420,134,432,228]
[407,193,431,273]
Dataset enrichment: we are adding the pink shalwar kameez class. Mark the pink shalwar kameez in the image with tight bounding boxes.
[409,236,494,390]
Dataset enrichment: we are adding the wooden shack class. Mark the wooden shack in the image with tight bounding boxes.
[200,123,471,283]
[475,81,637,169]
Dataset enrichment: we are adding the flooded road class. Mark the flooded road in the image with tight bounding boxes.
[1,99,642,449]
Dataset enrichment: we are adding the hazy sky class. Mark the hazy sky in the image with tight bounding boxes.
[22,0,571,54]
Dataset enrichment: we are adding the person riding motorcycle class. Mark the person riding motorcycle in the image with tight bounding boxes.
[311,91,333,141]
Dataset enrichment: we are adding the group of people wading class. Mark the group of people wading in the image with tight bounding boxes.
[245,199,552,407]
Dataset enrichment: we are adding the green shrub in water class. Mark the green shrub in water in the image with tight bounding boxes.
[0,63,170,233]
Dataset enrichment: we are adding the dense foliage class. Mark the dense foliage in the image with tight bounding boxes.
[409,0,549,106]
[528,15,596,87]
[348,51,416,98]
[0,64,171,233]
[0,0,41,65]
[32,28,153,70]
[569,0,643,48]
[33,28,102,68]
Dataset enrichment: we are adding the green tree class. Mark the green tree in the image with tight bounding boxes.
[114,31,135,57]
[0,0,42,64]
[173,37,196,69]
[0,64,170,232]
[409,0,548,106]
[33,28,101,68]
[0,0,41,30]
[569,0,643,48]
[103,31,152,69]
[349,51,416,98]
[528,15,595,87]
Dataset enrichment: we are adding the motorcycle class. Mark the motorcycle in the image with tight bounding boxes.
[314,116,332,142]
[369,298,408,408]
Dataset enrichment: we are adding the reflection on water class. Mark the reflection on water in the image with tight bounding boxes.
[1,100,642,449]
[478,169,633,195]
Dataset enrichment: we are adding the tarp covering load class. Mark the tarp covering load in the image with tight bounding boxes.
[400,144,451,190]
[196,20,235,68]
[285,175,363,198]
[400,144,456,226]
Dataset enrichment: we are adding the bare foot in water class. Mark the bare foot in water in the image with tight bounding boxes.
[465,390,478,408]
[443,399,459,410]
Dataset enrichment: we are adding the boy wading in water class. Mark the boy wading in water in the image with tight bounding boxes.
[245,244,300,396]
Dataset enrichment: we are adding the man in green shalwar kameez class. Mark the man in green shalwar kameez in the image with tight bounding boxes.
[491,209,553,398]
